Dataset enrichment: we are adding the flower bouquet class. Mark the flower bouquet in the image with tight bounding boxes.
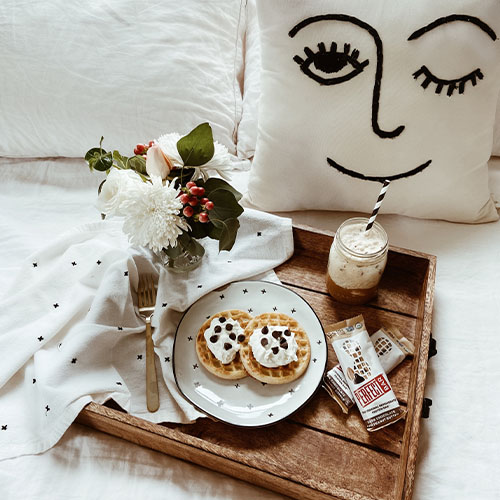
[84,123,244,271]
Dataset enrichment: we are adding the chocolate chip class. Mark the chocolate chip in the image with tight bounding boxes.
[354,373,365,384]
[271,347,279,355]
[224,342,232,350]
[229,333,236,341]
[210,335,219,343]
[280,341,288,350]
[225,323,233,331]
[284,329,291,336]
[280,337,287,345]
[261,326,268,334]
[237,334,245,342]
[214,325,222,333]
[272,330,282,339]
[261,338,268,347]
[219,317,226,323]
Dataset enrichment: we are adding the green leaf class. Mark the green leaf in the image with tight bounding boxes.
[188,221,211,239]
[170,168,196,187]
[203,178,242,201]
[176,123,215,166]
[209,189,244,222]
[178,232,206,257]
[113,150,127,169]
[128,155,147,175]
[91,151,113,172]
[210,218,240,252]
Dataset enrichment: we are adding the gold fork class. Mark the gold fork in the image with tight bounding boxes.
[137,274,160,412]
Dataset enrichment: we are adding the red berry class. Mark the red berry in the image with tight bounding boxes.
[180,194,190,204]
[134,143,145,155]
[148,140,155,147]
[205,201,214,211]
[196,186,205,196]
[186,181,196,189]
[201,197,209,205]
[188,198,199,207]
[199,212,209,223]
[183,206,194,217]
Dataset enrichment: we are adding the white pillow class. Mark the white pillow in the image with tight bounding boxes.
[237,0,260,160]
[244,0,500,222]
[0,0,246,157]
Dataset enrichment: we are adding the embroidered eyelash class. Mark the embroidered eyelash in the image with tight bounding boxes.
[294,42,369,74]
[413,65,484,96]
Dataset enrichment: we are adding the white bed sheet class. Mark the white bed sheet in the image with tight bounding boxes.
[1,157,500,500]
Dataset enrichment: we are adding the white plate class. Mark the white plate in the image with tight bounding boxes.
[173,280,328,427]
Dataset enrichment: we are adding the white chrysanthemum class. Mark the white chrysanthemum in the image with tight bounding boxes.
[157,132,233,181]
[96,168,142,216]
[121,176,189,252]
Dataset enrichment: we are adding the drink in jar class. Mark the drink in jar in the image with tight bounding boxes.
[326,217,388,305]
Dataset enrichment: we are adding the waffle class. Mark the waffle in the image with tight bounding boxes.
[196,309,253,380]
[240,313,311,385]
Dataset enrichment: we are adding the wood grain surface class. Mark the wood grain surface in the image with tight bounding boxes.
[76,224,436,500]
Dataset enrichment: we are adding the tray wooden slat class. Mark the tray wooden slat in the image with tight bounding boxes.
[76,224,436,500]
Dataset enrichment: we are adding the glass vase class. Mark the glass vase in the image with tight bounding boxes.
[158,246,205,273]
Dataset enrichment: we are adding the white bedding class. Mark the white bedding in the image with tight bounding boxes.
[1,157,500,500]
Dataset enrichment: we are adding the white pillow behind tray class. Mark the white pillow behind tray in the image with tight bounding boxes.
[0,0,246,157]
[243,0,500,223]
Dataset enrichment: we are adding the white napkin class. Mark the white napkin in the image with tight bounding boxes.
[0,208,293,460]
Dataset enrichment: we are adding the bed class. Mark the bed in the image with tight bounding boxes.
[1,1,500,499]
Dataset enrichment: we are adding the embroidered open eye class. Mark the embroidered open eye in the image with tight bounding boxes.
[413,65,484,96]
[293,42,369,85]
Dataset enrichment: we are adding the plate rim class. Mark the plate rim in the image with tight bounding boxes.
[172,279,328,428]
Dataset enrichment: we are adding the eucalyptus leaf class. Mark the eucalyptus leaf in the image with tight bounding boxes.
[178,232,206,257]
[189,221,211,239]
[176,123,215,167]
[113,150,127,169]
[203,178,242,201]
[209,189,244,221]
[128,155,147,175]
[210,218,240,252]
[92,151,113,172]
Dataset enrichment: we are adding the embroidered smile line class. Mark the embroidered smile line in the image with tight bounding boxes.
[327,157,432,182]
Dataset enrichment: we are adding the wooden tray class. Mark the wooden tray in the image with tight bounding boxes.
[76,225,436,500]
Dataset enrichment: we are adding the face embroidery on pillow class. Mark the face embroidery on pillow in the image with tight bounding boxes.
[289,14,498,183]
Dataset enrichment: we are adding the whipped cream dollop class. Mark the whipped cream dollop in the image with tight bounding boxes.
[249,325,298,368]
[204,316,246,364]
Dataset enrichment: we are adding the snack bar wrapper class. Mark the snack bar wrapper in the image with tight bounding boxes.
[328,315,406,431]
[324,323,414,413]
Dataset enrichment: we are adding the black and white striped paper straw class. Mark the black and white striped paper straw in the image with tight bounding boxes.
[366,180,390,231]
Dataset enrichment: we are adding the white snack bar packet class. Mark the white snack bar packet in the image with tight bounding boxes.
[328,315,406,431]
[323,324,414,413]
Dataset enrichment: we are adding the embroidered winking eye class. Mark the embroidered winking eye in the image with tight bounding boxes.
[413,65,484,96]
[293,42,369,85]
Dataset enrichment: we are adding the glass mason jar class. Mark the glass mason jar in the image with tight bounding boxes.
[156,246,205,273]
[326,217,388,305]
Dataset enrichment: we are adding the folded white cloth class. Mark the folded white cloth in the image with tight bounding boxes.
[0,208,293,460]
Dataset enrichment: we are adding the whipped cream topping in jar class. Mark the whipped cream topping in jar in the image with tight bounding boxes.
[326,217,388,305]
[204,316,246,364]
[249,325,298,368]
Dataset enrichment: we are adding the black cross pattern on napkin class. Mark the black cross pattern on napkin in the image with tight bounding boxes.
[313,358,317,363]
[117,326,123,331]
[268,413,273,418]
[219,294,224,300]
[33,378,36,384]
[187,336,193,342]
[164,357,170,363]
[248,308,253,313]
[137,355,143,360]
[45,405,50,415]
[273,306,277,311]
[234,383,240,389]
[116,382,122,386]
[1,425,7,430]
[124,271,128,276]
[291,308,296,314]
[243,289,248,294]
[193,363,198,370]
[33,262,38,267]
[257,232,262,237]
[96,260,102,265]
[162,303,168,307]
[71,358,77,364]
[71,261,77,266]
[53,303,59,309]
[37,336,44,342]
[261,289,267,294]
[197,285,202,288]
